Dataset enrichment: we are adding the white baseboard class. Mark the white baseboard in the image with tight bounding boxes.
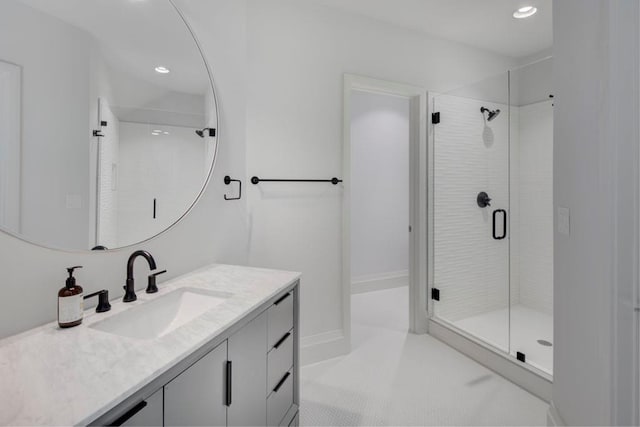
[547,402,565,426]
[351,270,409,294]
[300,329,349,366]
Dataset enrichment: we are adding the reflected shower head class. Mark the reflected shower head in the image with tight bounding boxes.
[195,128,216,138]
[480,107,501,122]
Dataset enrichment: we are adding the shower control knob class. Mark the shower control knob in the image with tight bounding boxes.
[477,192,491,208]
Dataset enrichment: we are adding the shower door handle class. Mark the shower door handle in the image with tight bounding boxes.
[492,209,507,240]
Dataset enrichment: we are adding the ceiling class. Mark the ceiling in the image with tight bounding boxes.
[306,0,552,59]
[17,0,210,95]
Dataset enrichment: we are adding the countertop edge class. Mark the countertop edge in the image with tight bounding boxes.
[84,273,300,426]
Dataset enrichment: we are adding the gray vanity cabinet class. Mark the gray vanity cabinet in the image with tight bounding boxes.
[164,341,228,426]
[227,311,268,426]
[95,284,299,427]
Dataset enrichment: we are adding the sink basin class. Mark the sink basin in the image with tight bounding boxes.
[90,288,231,340]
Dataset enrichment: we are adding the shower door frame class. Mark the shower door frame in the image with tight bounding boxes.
[342,74,429,347]
[425,91,553,401]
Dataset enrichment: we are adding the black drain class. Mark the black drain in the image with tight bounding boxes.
[537,339,553,347]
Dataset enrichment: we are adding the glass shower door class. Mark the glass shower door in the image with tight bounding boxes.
[431,72,511,353]
[509,58,554,375]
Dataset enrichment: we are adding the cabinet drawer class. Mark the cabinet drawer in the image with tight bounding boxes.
[267,329,294,392]
[267,370,294,426]
[268,292,293,349]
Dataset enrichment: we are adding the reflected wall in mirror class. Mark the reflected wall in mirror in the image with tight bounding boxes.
[0,0,218,251]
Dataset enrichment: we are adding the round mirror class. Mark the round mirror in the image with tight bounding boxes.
[0,0,218,251]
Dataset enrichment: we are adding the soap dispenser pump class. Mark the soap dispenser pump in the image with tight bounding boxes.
[58,266,84,328]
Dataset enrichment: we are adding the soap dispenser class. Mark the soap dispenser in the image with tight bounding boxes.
[58,266,84,328]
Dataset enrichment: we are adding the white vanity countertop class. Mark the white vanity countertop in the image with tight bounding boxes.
[0,264,300,426]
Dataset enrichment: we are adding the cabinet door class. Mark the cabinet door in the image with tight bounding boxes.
[165,341,228,427]
[116,388,163,427]
[227,311,268,426]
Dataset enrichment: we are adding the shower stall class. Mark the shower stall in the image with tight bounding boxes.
[429,58,554,376]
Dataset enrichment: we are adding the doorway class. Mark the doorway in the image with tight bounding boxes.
[342,75,428,350]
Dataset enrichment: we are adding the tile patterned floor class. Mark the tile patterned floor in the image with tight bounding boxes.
[300,286,548,426]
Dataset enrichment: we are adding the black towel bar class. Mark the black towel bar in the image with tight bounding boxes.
[251,176,342,185]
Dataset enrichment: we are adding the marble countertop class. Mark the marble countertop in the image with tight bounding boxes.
[0,264,300,426]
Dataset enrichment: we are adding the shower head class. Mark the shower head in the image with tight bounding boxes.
[195,128,216,138]
[480,107,501,122]
[488,109,501,121]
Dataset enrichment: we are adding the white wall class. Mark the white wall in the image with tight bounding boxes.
[0,61,21,232]
[552,0,639,425]
[350,91,409,284]
[244,0,516,356]
[517,100,553,315]
[0,0,519,367]
[0,1,91,249]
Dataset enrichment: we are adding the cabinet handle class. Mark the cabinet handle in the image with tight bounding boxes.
[110,401,147,426]
[273,332,291,350]
[225,360,232,406]
[273,292,291,306]
[272,372,291,393]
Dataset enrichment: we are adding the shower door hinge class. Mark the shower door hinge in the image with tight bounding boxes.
[431,288,440,301]
[432,112,440,124]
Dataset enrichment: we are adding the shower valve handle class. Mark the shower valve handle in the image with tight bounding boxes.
[477,192,492,208]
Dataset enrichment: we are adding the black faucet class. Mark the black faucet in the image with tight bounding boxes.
[123,250,157,302]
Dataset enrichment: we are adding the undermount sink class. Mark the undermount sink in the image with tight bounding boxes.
[90,288,232,340]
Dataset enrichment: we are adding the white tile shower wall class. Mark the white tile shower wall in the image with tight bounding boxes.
[116,122,205,247]
[96,98,120,249]
[433,98,553,322]
[517,100,553,314]
[433,95,511,322]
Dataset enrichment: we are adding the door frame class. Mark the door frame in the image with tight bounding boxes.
[342,74,428,342]
[0,60,22,234]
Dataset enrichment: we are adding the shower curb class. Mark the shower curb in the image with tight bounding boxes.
[428,318,552,402]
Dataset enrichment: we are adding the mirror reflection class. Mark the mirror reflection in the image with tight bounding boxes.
[0,0,217,251]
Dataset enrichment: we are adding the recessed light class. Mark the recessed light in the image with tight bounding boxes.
[154,66,170,74]
[513,6,537,19]
[163,131,169,135]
